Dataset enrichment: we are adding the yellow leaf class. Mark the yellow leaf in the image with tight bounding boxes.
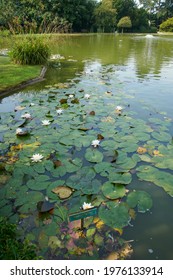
[137,146,147,154]
[153,150,163,156]
[106,252,119,260]
[22,142,41,149]
[93,217,104,229]
[10,144,23,151]
[114,228,123,235]
[129,209,136,220]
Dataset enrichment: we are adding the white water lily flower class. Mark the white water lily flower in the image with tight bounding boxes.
[42,120,51,126]
[56,109,63,115]
[91,139,100,148]
[16,128,23,135]
[116,106,122,111]
[31,154,44,162]
[84,94,90,99]
[82,202,94,210]
[30,103,35,106]
[21,113,31,119]
[69,94,74,98]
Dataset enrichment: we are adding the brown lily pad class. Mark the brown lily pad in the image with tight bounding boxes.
[52,185,73,199]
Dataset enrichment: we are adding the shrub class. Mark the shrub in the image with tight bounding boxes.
[10,37,50,65]
[0,217,41,260]
[159,17,173,32]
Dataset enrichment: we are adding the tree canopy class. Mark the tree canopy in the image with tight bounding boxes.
[0,0,173,33]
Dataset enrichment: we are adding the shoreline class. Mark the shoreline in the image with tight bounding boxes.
[0,66,47,98]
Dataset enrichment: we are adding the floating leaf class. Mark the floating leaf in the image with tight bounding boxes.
[98,202,130,229]
[102,181,126,200]
[94,233,103,246]
[127,191,152,213]
[48,236,63,249]
[137,165,173,196]
[52,186,73,199]
[109,172,132,185]
[85,148,103,163]
[137,147,147,154]
[152,131,172,142]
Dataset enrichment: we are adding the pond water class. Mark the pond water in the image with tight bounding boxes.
[0,34,173,260]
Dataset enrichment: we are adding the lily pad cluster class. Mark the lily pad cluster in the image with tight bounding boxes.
[0,64,172,259]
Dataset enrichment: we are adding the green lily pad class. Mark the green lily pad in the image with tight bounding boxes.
[98,202,130,229]
[102,181,126,199]
[127,191,152,213]
[136,165,173,196]
[85,148,103,163]
[109,172,132,184]
[27,179,50,190]
[152,131,171,142]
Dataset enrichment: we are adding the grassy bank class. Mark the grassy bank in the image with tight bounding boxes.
[0,56,42,92]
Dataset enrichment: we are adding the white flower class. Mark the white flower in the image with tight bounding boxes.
[91,139,100,148]
[116,106,122,111]
[84,94,90,99]
[82,202,94,210]
[56,109,63,115]
[69,94,74,99]
[21,113,31,119]
[42,120,51,126]
[16,128,23,135]
[31,154,44,162]
[30,103,35,106]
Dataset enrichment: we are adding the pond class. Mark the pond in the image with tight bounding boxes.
[0,34,173,260]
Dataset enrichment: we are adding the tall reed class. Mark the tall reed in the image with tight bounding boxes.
[10,37,50,65]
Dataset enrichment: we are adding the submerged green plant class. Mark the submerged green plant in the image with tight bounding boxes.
[10,37,50,65]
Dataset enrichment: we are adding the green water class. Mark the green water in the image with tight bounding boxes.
[1,34,173,260]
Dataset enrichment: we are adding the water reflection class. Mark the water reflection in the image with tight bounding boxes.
[54,34,173,81]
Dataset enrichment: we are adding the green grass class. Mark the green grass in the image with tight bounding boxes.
[0,56,41,91]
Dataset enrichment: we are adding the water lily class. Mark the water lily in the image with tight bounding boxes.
[69,94,74,98]
[56,109,63,115]
[21,113,31,119]
[91,139,100,148]
[31,154,44,163]
[42,120,51,126]
[16,128,23,135]
[30,103,35,106]
[84,94,90,99]
[116,106,122,111]
[82,202,94,210]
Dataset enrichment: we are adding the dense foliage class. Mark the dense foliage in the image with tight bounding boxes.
[0,1,173,34]
[0,218,40,259]
[10,37,50,65]
[117,16,132,33]
[159,16,173,31]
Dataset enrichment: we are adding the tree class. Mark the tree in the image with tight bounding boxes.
[113,0,137,22]
[159,16,173,31]
[94,0,117,32]
[117,16,132,33]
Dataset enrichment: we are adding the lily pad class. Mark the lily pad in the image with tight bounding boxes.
[98,202,130,229]
[127,191,152,213]
[102,181,126,199]
[85,148,103,163]
[52,186,73,199]
[109,172,132,184]
[136,165,173,196]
